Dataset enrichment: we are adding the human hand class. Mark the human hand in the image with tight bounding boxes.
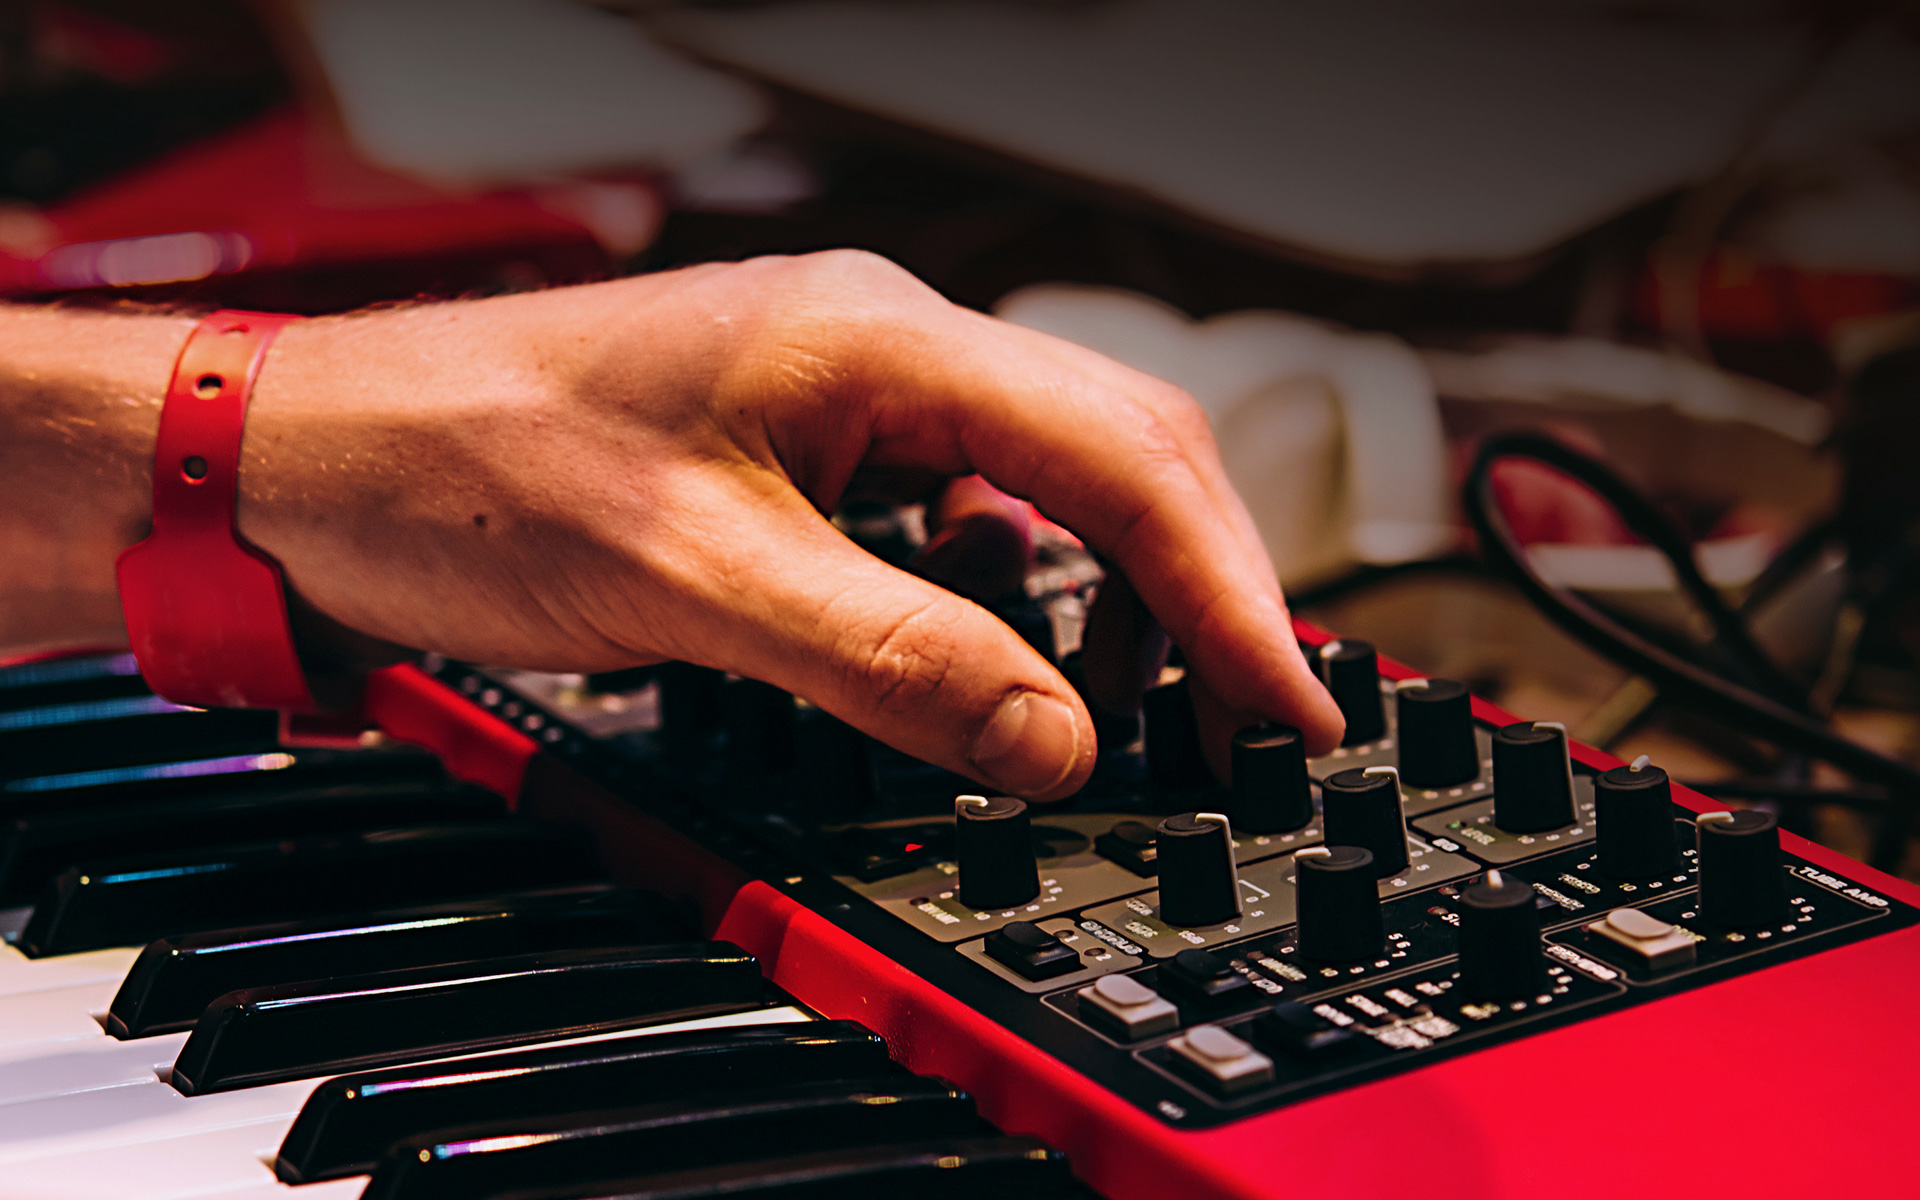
[241,251,1343,799]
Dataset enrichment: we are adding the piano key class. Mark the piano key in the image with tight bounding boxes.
[17,822,599,958]
[0,653,149,713]
[170,943,768,1094]
[0,1009,813,1163]
[478,1137,1078,1200]
[0,1010,817,1198]
[276,1020,891,1183]
[0,699,281,784]
[0,779,507,905]
[110,885,682,1039]
[1,745,448,820]
[0,942,143,1000]
[363,1077,979,1200]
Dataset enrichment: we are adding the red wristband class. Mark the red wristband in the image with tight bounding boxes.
[116,311,317,712]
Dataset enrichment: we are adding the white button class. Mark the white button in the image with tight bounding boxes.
[1603,908,1675,940]
[1169,1024,1275,1093]
[1092,974,1158,1008]
[1183,1023,1251,1062]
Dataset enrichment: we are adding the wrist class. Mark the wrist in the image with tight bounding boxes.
[0,306,198,650]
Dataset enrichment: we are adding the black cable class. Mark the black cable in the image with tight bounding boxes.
[1464,432,1920,806]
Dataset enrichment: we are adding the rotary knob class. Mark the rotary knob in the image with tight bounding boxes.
[1316,640,1386,746]
[1228,724,1314,835]
[1293,846,1384,963]
[1155,812,1241,927]
[1491,722,1576,833]
[955,795,1039,910]
[1696,810,1788,926]
[1456,869,1547,1002]
[1595,755,1681,878]
[1319,767,1410,878]
[1143,678,1213,792]
[1394,679,1480,789]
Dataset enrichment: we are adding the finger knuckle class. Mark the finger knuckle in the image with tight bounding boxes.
[842,599,959,715]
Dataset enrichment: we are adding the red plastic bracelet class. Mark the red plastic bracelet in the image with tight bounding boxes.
[116,310,317,712]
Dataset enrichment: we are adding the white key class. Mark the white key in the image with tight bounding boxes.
[0,1005,816,1198]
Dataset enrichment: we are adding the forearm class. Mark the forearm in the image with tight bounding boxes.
[0,305,197,653]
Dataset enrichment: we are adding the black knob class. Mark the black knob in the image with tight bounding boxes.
[1696,810,1788,926]
[1491,722,1575,833]
[1316,640,1385,746]
[1229,724,1314,834]
[1394,679,1480,789]
[1320,767,1409,877]
[1155,812,1240,927]
[956,795,1039,910]
[1294,846,1384,963]
[1595,756,1680,878]
[1456,869,1547,1002]
[1143,678,1213,792]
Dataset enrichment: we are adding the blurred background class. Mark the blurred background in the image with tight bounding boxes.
[8,0,1920,879]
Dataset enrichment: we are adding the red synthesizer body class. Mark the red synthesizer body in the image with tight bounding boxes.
[364,623,1920,1200]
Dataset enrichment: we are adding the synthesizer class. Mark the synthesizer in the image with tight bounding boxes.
[411,627,1920,1200]
[0,651,1083,1200]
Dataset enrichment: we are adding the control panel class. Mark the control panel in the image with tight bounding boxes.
[442,635,1918,1130]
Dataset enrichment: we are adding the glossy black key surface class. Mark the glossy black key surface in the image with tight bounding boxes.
[0,745,449,820]
[484,1138,1076,1200]
[0,779,505,905]
[109,885,678,1039]
[0,699,280,783]
[170,942,767,1094]
[277,1021,892,1184]
[17,822,596,957]
[0,652,149,712]
[364,1077,980,1200]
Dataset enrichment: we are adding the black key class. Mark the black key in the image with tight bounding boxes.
[485,1138,1076,1200]
[277,1021,891,1184]
[0,652,149,712]
[17,822,596,957]
[364,1077,979,1200]
[109,885,679,1039]
[0,779,505,905]
[170,942,767,1094]
[0,745,448,822]
[0,698,280,783]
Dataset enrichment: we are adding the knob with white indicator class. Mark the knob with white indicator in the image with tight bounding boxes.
[1155,812,1241,927]
[1696,809,1788,926]
[1456,869,1547,1002]
[1320,766,1410,878]
[955,795,1039,910]
[1492,722,1576,833]
[1293,846,1384,963]
[1229,724,1314,835]
[1595,755,1680,878]
[1394,678,1480,789]
[1317,640,1386,747]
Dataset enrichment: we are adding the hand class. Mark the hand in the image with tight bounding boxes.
[241,251,1344,799]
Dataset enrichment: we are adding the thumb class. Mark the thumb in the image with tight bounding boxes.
[693,495,1095,802]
